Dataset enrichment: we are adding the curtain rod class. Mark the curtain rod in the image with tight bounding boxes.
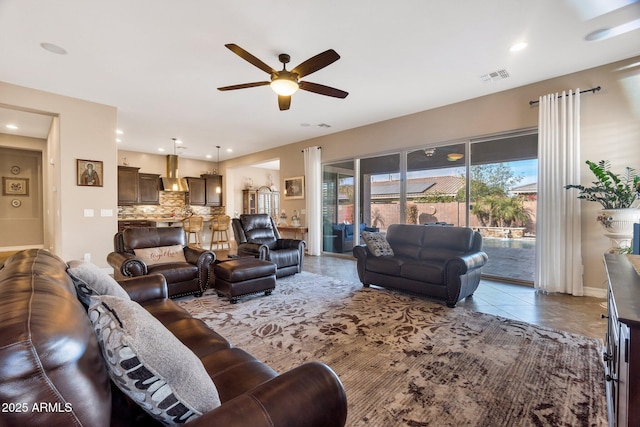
[301,146,322,152]
[528,86,601,106]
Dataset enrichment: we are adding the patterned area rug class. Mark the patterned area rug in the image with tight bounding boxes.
[177,272,607,427]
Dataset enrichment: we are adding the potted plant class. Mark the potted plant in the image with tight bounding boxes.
[565,160,640,251]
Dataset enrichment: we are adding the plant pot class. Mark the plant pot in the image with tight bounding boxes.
[598,208,640,252]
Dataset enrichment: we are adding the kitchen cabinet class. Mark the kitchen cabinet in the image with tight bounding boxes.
[117,166,139,205]
[243,186,279,218]
[604,254,640,427]
[202,174,222,206]
[139,173,161,205]
[186,177,206,206]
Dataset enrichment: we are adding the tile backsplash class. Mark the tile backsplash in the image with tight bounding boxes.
[118,191,225,218]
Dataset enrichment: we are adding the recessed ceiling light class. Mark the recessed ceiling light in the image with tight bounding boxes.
[174,139,183,144]
[6,124,18,130]
[158,148,165,152]
[510,42,528,52]
[116,138,122,143]
[205,154,212,159]
[40,42,67,55]
[116,129,123,135]
[226,148,233,152]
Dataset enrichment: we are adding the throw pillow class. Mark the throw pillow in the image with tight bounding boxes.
[134,245,187,266]
[67,260,130,306]
[88,295,221,425]
[361,231,394,257]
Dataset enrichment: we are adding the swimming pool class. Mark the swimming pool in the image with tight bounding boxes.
[482,237,536,250]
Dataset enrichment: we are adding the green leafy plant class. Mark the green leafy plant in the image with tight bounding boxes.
[564,160,640,209]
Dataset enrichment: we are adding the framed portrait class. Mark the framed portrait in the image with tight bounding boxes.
[77,159,103,187]
[2,177,29,196]
[284,176,305,199]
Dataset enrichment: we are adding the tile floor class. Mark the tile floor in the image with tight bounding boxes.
[302,253,608,341]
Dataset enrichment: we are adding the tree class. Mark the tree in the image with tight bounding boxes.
[457,163,524,202]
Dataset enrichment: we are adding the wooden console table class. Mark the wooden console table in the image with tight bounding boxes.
[604,254,640,426]
[277,226,308,240]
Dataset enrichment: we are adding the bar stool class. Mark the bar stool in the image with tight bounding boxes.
[210,215,231,250]
[182,216,204,247]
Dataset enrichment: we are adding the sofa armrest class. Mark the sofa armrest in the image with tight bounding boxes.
[445,251,489,277]
[107,251,147,278]
[184,247,216,293]
[237,242,269,259]
[118,274,168,302]
[190,362,347,427]
[352,245,370,283]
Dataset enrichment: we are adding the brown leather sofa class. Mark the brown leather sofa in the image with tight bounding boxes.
[232,214,305,278]
[0,249,347,427]
[108,226,215,298]
[353,224,488,307]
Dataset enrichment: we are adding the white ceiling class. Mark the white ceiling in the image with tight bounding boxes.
[1,0,639,162]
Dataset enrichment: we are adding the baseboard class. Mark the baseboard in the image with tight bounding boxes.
[583,286,607,299]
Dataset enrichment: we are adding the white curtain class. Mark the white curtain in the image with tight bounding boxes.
[535,90,583,295]
[303,146,322,255]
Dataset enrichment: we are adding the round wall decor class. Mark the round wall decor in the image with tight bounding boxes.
[11,199,21,208]
[10,165,21,175]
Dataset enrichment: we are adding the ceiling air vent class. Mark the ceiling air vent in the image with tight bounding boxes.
[480,69,510,83]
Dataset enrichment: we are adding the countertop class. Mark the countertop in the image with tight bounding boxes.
[118,216,215,222]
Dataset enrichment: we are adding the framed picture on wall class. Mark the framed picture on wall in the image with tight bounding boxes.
[77,159,103,187]
[284,176,305,199]
[2,177,29,196]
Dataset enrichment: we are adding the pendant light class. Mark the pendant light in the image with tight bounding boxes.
[215,146,221,194]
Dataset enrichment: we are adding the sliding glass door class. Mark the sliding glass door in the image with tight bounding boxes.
[321,130,538,284]
[469,132,538,284]
[322,161,355,253]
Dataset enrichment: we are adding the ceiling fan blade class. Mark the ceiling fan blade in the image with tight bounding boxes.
[292,49,340,78]
[278,95,291,111]
[217,81,270,91]
[299,81,349,98]
[225,43,275,74]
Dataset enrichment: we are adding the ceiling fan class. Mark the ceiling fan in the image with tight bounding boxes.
[217,43,349,111]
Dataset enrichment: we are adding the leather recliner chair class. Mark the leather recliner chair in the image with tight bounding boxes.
[108,226,215,298]
[232,214,305,278]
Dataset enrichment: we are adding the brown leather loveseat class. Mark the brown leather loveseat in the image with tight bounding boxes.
[108,226,215,298]
[0,249,347,427]
[354,224,488,307]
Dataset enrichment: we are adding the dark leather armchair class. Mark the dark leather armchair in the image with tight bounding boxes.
[107,226,216,298]
[232,214,305,278]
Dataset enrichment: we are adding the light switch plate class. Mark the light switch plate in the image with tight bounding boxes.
[100,209,113,217]
[83,209,94,217]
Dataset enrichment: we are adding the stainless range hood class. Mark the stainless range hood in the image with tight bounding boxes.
[161,154,189,192]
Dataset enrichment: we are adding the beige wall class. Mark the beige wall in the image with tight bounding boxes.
[117,150,217,178]
[224,56,640,294]
[0,82,118,266]
[0,140,45,247]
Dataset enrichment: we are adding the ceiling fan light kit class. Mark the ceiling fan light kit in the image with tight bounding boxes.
[218,43,348,110]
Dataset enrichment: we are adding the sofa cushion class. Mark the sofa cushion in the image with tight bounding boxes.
[365,255,403,276]
[88,295,221,425]
[134,244,187,266]
[67,260,130,306]
[401,261,445,285]
[361,231,394,257]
